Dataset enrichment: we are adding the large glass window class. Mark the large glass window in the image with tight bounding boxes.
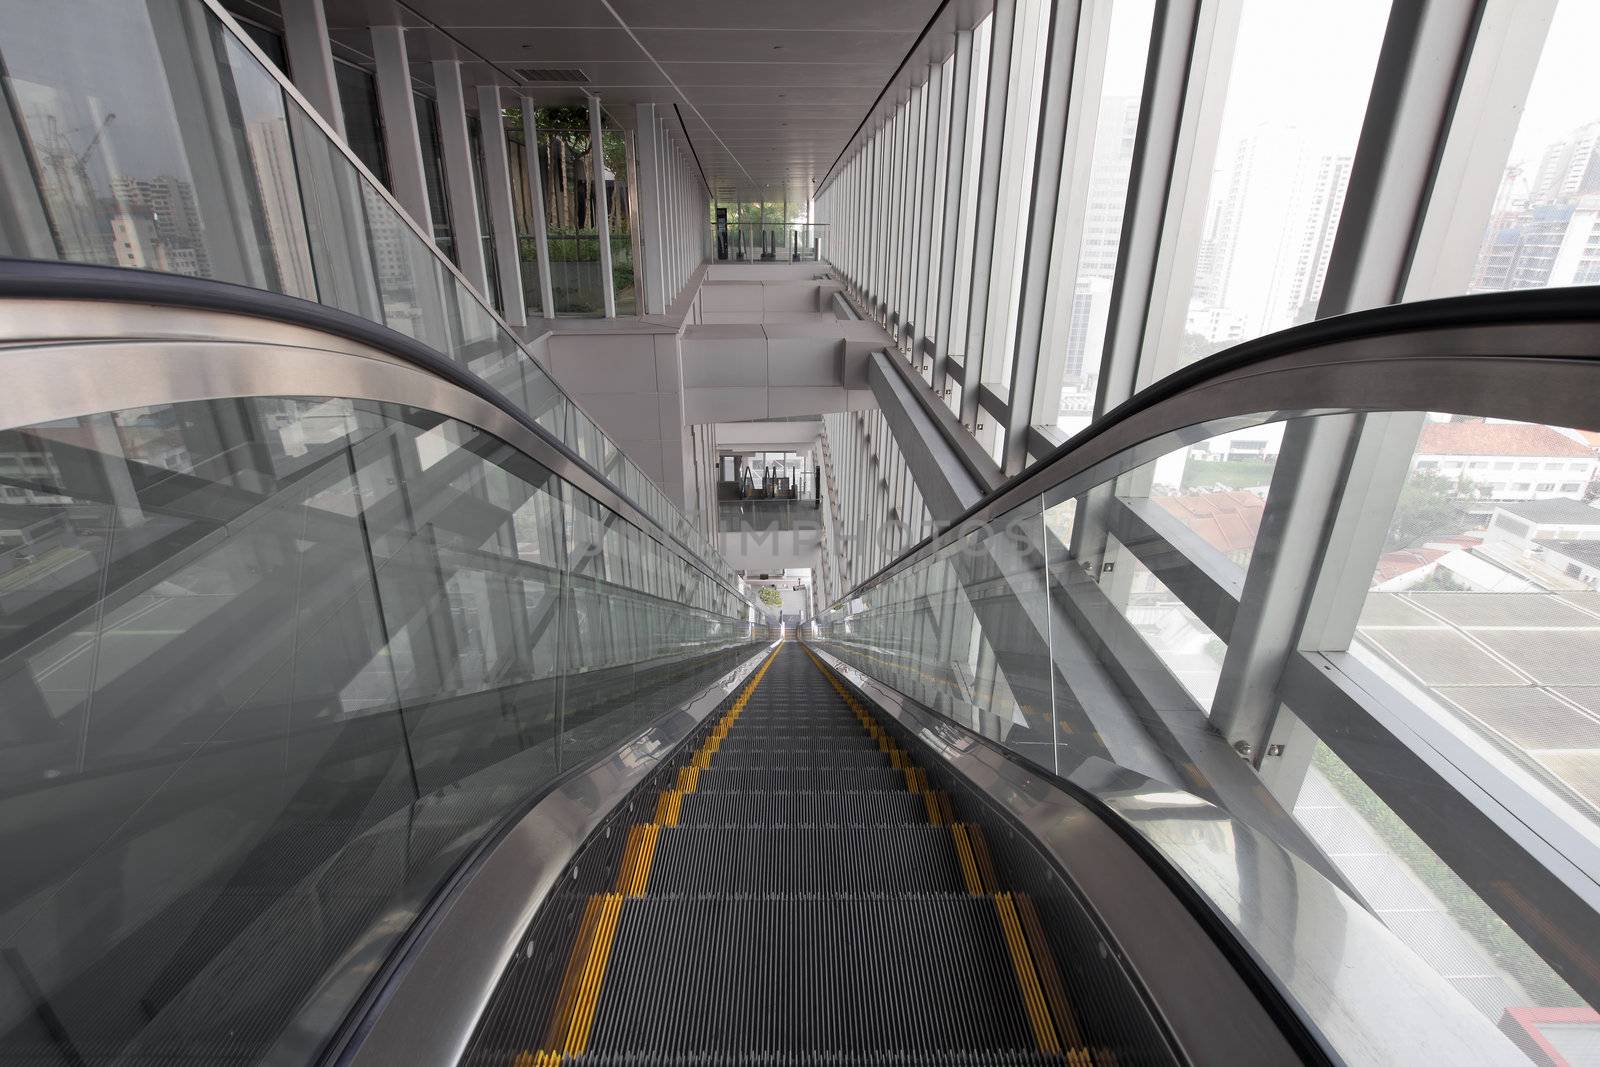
[335,59,389,188]
[1466,2,1600,293]
[1050,0,1155,436]
[1145,0,1390,385]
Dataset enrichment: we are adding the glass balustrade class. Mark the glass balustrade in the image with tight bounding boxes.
[0,0,731,585]
[0,386,769,1064]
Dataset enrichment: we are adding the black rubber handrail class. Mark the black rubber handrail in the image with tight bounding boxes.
[829,283,1600,604]
[0,258,747,604]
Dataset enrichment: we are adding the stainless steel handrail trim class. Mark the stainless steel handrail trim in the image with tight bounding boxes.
[831,286,1600,599]
[0,294,746,604]
[329,641,779,1067]
[805,643,1529,1067]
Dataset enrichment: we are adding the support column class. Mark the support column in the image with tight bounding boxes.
[476,84,526,325]
[280,0,344,137]
[588,94,617,318]
[433,59,489,296]
[519,93,557,319]
[370,25,433,233]
[634,103,668,314]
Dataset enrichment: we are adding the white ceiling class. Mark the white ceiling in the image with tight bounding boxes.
[320,0,955,205]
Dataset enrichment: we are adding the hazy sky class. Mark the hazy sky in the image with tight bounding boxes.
[1507,1,1600,168]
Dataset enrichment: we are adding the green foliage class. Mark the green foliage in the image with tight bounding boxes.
[1180,457,1275,491]
[1386,469,1468,551]
[757,586,783,607]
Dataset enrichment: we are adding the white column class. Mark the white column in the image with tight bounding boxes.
[476,84,525,325]
[634,102,667,314]
[433,60,489,296]
[588,94,617,317]
[519,93,556,319]
[280,0,344,137]
[369,25,432,232]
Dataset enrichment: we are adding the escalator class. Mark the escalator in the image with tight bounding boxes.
[464,641,1167,1067]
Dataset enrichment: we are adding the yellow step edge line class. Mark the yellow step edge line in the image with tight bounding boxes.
[536,893,606,1055]
[994,892,1062,1056]
[634,824,662,896]
[564,892,625,1054]
[1015,891,1091,1061]
[950,824,985,896]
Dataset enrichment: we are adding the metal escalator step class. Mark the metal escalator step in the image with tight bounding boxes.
[584,896,1043,1059]
[570,1052,1060,1065]
[713,735,881,754]
[675,791,928,827]
[690,767,908,793]
[647,827,964,894]
[703,748,889,769]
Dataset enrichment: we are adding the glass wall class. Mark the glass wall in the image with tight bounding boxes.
[0,391,763,1064]
[530,108,634,315]
[0,0,739,596]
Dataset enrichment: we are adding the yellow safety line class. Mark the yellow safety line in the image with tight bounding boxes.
[967,823,1000,897]
[654,789,683,826]
[995,892,1062,1056]
[1015,891,1092,1063]
[950,824,985,896]
[565,891,625,1054]
[537,893,607,1055]
[629,824,661,896]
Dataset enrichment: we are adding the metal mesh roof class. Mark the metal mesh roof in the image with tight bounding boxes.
[1360,629,1524,686]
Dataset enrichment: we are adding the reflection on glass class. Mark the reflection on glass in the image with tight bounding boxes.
[0,394,760,1063]
[0,1,728,592]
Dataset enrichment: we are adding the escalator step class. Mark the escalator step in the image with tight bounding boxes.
[647,827,964,894]
[584,896,1043,1059]
[702,748,890,769]
[675,790,928,827]
[691,767,908,793]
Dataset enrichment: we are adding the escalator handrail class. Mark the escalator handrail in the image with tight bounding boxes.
[827,284,1600,605]
[0,258,750,607]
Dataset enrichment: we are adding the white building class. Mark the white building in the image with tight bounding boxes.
[1413,421,1597,502]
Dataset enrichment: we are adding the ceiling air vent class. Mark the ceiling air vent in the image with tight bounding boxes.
[516,68,589,84]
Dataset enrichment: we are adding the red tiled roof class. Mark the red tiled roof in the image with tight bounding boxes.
[1155,491,1263,556]
[1417,421,1594,458]
[1374,547,1446,583]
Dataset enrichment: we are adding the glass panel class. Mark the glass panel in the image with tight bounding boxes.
[1289,731,1585,1034]
[1051,0,1155,436]
[335,58,389,187]
[1468,1,1600,293]
[1116,422,1282,569]
[0,393,760,1064]
[1354,415,1600,831]
[0,0,777,648]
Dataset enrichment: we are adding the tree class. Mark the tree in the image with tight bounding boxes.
[1385,469,1466,551]
[757,586,783,608]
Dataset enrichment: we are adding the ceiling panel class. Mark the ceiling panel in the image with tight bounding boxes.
[321,0,947,200]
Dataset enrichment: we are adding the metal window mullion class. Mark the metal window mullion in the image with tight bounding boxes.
[1211,1,1492,768]
[889,106,909,325]
[921,56,953,373]
[932,29,975,392]
[518,93,556,319]
[1003,0,1086,475]
[477,84,527,326]
[903,79,931,347]
[434,59,490,296]
[960,0,1019,431]
[1091,0,1238,416]
[1027,0,1115,433]
[913,61,943,358]
[370,25,433,234]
